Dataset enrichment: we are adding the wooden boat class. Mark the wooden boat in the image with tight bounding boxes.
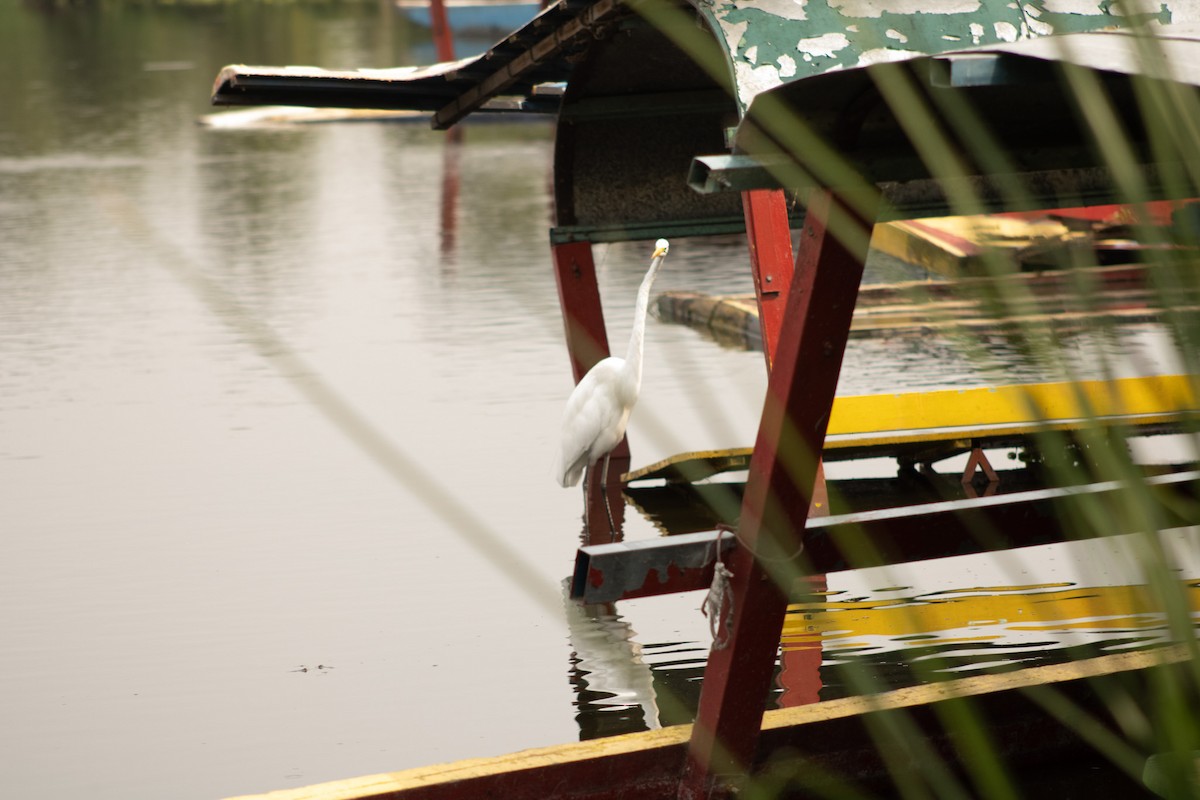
[224,646,1194,800]
[210,1,1200,796]
[395,0,539,37]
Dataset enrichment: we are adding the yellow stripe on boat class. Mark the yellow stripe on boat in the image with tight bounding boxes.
[626,374,1200,483]
[781,581,1200,646]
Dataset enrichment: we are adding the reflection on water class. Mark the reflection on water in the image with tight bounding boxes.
[793,527,1200,700]
[563,585,661,737]
[573,532,1200,734]
[4,3,1200,798]
[577,530,1200,730]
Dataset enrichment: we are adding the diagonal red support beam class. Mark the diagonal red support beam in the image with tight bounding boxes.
[679,188,874,799]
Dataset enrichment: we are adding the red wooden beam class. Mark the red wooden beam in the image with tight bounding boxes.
[743,189,831,514]
[679,188,873,799]
[428,0,456,63]
[553,241,609,382]
[741,189,795,370]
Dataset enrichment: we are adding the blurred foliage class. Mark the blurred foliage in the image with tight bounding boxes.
[5,0,1196,795]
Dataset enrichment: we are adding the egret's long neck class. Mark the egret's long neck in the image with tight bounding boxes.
[623,253,665,388]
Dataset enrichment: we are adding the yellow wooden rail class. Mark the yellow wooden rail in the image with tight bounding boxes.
[222,646,1192,800]
[627,374,1200,483]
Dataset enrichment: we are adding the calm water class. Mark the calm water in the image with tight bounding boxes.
[2,4,1197,799]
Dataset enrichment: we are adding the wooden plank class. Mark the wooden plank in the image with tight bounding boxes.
[624,374,1200,484]
[654,263,1198,347]
[579,470,1200,602]
[221,646,1192,800]
[828,373,1199,436]
[800,469,1200,573]
[741,189,795,370]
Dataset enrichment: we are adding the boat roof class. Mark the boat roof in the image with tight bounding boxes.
[211,1,1200,242]
[211,0,615,124]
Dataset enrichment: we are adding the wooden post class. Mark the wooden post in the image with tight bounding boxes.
[428,0,456,63]
[744,189,830,515]
[553,240,609,383]
[742,189,796,370]
[552,240,630,544]
[679,188,873,799]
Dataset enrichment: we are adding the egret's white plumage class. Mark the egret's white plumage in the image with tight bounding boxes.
[555,238,670,489]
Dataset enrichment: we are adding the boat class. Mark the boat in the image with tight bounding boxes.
[395,0,540,37]
[210,2,1200,796]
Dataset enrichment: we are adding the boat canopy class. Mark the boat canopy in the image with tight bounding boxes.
[211,0,1200,242]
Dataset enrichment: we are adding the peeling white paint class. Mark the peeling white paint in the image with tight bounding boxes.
[855,46,926,68]
[706,0,1194,114]
[1041,0,1108,13]
[827,0,980,18]
[751,0,810,21]
[733,60,785,108]
[1027,16,1054,35]
[1163,0,1200,24]
[717,18,750,64]
[993,20,1020,41]
[796,31,851,58]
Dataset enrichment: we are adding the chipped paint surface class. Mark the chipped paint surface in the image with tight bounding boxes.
[1041,0,1109,12]
[993,20,1020,40]
[797,31,852,58]
[697,0,1180,113]
[752,0,812,21]
[828,0,983,18]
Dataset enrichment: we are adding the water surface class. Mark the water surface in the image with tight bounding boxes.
[2,4,1197,798]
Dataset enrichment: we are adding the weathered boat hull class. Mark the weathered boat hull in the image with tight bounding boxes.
[225,647,1190,800]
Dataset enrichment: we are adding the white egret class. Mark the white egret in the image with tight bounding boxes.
[555,238,670,535]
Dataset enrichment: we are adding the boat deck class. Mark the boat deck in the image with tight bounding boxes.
[626,374,1200,484]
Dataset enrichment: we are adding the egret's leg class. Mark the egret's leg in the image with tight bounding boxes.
[581,465,590,537]
[600,452,617,540]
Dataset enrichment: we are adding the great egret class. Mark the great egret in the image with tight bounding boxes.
[555,238,670,534]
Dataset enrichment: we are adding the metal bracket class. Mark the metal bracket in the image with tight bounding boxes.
[571,529,736,605]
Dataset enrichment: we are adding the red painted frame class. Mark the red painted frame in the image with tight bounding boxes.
[742,189,796,369]
[679,188,873,798]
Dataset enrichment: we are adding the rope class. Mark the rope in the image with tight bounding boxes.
[701,530,735,650]
[699,517,806,650]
